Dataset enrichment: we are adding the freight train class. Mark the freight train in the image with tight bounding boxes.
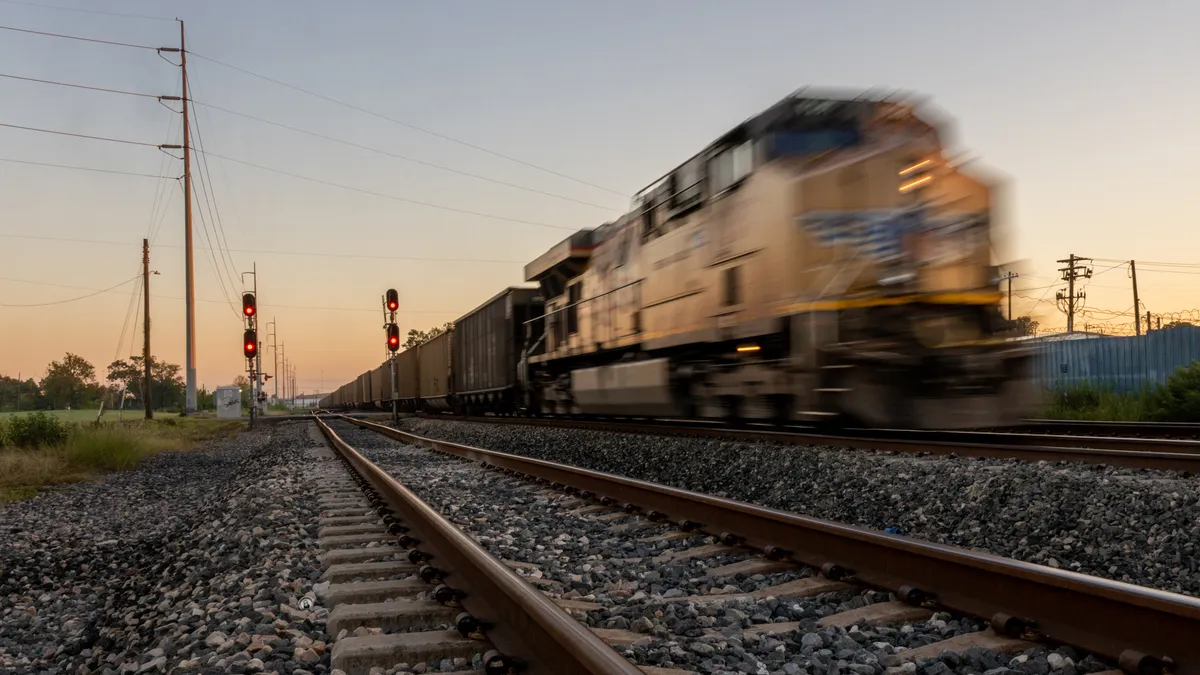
[320,90,1037,429]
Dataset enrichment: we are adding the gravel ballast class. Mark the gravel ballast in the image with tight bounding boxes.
[328,420,1108,675]
[0,421,334,675]
[398,418,1200,598]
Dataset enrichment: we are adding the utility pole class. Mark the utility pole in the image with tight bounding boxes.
[143,239,153,420]
[158,21,198,412]
[1056,254,1092,333]
[1130,260,1141,336]
[1001,271,1018,320]
[279,344,286,407]
[267,318,278,404]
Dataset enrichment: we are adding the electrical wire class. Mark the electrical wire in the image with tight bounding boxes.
[189,175,242,320]
[187,90,242,305]
[195,101,619,211]
[0,233,528,264]
[0,23,158,49]
[0,121,160,147]
[0,157,174,178]
[148,182,179,246]
[188,52,627,197]
[146,78,181,243]
[184,69,248,277]
[0,72,160,98]
[0,274,138,306]
[0,0,172,20]
[195,149,576,232]
[0,275,454,313]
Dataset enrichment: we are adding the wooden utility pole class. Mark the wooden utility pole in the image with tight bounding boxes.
[1130,260,1141,336]
[180,20,197,412]
[1002,271,1018,319]
[1056,254,1091,333]
[143,239,153,420]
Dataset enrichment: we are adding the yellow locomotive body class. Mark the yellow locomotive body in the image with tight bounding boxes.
[523,93,1036,429]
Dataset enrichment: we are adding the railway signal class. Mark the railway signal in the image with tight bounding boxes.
[242,292,256,318]
[386,289,399,312]
[244,329,257,359]
[387,323,400,352]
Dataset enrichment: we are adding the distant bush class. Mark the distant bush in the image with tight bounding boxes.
[4,411,69,449]
[1043,383,1150,421]
[1145,361,1200,422]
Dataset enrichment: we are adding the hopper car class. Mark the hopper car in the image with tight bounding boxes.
[320,90,1037,429]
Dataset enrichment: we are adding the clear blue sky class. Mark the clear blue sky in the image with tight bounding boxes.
[3,0,1199,391]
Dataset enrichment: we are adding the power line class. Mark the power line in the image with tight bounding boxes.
[197,148,577,232]
[186,70,243,295]
[0,274,138,307]
[0,121,160,147]
[0,275,457,314]
[0,0,173,21]
[189,172,241,320]
[0,72,160,98]
[0,23,158,49]
[195,101,619,211]
[146,81,181,244]
[188,52,628,197]
[0,157,175,178]
[187,93,242,309]
[0,233,528,264]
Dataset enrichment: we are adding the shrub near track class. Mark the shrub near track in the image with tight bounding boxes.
[0,415,241,503]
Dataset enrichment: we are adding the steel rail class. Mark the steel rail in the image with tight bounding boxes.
[343,415,1200,675]
[1016,419,1200,439]
[415,413,1200,472]
[312,416,642,675]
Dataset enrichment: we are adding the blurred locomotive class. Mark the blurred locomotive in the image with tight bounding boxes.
[320,90,1037,429]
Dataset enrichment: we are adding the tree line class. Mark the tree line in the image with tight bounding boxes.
[0,353,217,412]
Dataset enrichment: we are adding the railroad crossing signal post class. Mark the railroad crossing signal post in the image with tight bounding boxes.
[385,289,400,425]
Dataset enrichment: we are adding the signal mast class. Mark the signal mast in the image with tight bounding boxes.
[242,292,258,427]
[384,289,399,424]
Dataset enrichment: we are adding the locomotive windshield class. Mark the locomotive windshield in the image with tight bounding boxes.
[758,98,867,159]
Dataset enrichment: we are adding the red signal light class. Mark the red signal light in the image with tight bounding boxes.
[243,329,257,359]
[386,288,399,312]
[386,323,400,352]
[242,292,256,317]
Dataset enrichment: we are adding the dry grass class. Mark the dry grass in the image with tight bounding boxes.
[0,418,241,504]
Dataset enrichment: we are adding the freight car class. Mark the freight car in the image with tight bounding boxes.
[417,330,452,411]
[320,89,1035,429]
[453,286,544,415]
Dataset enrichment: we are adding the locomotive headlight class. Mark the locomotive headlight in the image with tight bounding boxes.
[899,174,933,193]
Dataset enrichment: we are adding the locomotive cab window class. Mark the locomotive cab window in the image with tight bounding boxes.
[566,282,582,335]
[722,266,741,306]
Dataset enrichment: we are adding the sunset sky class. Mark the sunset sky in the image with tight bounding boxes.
[3,0,1200,394]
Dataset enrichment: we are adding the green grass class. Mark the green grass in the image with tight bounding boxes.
[0,415,241,504]
[0,409,184,423]
[1041,385,1153,421]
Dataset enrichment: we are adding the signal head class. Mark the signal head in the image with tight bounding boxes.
[385,289,399,312]
[387,323,400,352]
[243,329,258,359]
[242,293,256,317]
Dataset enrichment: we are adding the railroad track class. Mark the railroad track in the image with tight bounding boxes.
[313,413,1200,675]
[407,413,1200,472]
[1009,419,1200,441]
